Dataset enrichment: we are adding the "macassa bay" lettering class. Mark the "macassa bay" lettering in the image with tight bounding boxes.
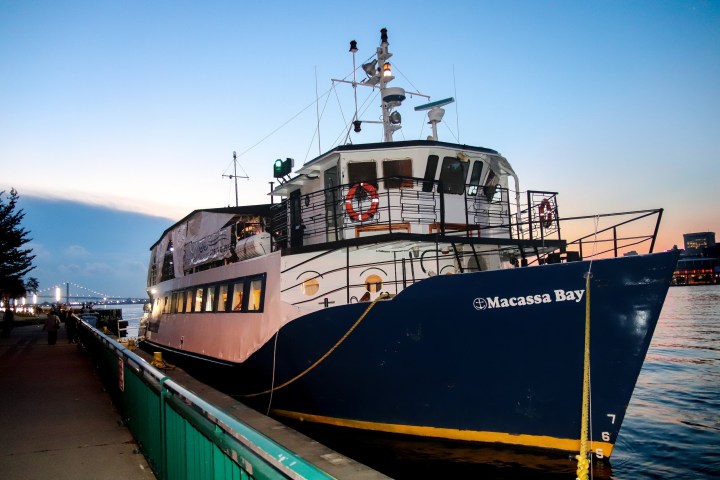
[474,289,586,310]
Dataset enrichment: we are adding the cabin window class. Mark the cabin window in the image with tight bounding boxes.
[193,287,204,312]
[185,291,193,313]
[248,276,265,311]
[422,155,439,192]
[382,159,413,189]
[347,162,378,189]
[217,284,229,312]
[232,281,244,311]
[468,161,484,196]
[162,296,170,314]
[170,292,178,313]
[204,286,215,312]
[174,292,184,313]
[439,156,469,195]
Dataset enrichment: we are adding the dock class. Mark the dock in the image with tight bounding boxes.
[0,323,155,479]
[0,319,389,479]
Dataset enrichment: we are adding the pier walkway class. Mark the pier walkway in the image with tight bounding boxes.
[0,323,155,480]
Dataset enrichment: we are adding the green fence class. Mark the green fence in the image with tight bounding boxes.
[76,318,335,480]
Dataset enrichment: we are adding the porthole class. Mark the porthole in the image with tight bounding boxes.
[365,274,382,293]
[302,278,319,296]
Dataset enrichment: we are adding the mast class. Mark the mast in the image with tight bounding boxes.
[337,28,430,143]
[222,151,249,207]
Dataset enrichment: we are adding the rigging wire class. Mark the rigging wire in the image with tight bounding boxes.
[233,85,334,161]
[304,81,335,163]
[315,65,322,156]
[453,64,460,143]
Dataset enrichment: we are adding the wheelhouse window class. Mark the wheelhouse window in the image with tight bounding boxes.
[484,169,499,201]
[347,161,377,189]
[382,159,413,189]
[468,160,484,196]
[422,155,439,192]
[439,156,469,195]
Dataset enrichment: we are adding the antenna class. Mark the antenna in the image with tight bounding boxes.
[414,97,455,141]
[222,151,249,207]
[333,28,430,143]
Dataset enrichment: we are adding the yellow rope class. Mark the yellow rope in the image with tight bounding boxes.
[242,292,390,398]
[576,271,592,480]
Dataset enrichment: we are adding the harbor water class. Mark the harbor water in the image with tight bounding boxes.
[115,285,719,478]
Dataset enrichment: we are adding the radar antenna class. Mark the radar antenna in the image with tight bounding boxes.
[414,97,455,141]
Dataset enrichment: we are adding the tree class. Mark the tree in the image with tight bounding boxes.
[0,189,37,304]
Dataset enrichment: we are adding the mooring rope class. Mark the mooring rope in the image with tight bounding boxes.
[242,292,391,399]
[576,264,593,480]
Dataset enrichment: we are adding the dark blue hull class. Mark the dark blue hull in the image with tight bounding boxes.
[147,250,678,457]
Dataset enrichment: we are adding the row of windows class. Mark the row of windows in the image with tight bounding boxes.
[156,274,266,315]
[346,156,495,198]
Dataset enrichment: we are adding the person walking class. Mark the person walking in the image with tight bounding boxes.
[43,309,61,345]
[1,307,14,338]
[65,309,77,343]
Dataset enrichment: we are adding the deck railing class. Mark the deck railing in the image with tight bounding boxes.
[270,176,515,249]
[75,318,334,480]
[268,178,663,265]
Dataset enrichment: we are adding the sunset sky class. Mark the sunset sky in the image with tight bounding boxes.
[2,1,718,298]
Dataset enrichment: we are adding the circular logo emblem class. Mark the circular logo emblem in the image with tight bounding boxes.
[473,297,487,310]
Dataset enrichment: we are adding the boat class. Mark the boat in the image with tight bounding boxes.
[140,28,679,463]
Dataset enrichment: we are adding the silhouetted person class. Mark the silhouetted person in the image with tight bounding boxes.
[43,310,60,345]
[65,311,77,343]
[1,307,14,338]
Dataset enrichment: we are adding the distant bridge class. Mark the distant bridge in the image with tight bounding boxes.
[29,282,145,305]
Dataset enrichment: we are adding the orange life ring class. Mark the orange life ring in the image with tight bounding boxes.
[345,183,379,222]
[539,198,553,228]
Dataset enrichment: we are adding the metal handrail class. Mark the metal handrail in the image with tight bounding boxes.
[76,318,334,480]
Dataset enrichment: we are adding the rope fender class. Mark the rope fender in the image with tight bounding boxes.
[576,271,592,480]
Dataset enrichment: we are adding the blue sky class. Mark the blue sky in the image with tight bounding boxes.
[2,1,719,298]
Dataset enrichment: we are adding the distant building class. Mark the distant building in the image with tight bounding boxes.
[683,232,716,256]
[673,231,719,286]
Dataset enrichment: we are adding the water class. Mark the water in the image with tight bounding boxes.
[95,303,144,337]
[609,285,720,479]
[115,289,720,478]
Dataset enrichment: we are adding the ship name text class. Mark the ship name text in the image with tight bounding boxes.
[473,289,586,311]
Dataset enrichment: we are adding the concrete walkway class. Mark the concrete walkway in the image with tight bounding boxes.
[0,322,155,480]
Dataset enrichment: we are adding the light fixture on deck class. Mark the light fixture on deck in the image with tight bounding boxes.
[349,40,358,53]
[353,120,362,132]
[382,62,394,81]
[362,59,377,78]
[389,111,401,125]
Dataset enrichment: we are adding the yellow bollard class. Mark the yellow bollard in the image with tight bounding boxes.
[150,351,174,370]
